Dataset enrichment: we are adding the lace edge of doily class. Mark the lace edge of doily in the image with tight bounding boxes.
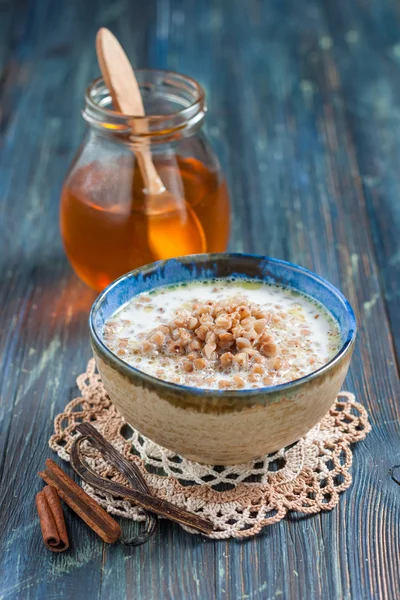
[48,360,371,539]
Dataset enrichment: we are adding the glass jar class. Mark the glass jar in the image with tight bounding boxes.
[60,70,231,291]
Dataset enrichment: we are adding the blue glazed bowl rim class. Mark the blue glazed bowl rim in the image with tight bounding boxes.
[89,253,357,398]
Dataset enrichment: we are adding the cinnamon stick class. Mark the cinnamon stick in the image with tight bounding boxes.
[36,485,69,552]
[38,459,121,543]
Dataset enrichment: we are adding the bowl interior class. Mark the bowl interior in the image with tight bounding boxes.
[91,253,356,359]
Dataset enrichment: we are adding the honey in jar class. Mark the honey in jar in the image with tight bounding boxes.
[60,71,231,291]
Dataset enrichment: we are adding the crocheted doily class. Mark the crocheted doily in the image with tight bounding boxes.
[49,359,371,539]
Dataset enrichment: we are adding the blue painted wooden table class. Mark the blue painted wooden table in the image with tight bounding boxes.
[0,0,399,598]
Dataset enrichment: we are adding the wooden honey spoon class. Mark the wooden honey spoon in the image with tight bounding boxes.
[96,28,206,259]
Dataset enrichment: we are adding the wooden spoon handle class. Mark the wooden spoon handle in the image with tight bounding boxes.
[96,28,164,194]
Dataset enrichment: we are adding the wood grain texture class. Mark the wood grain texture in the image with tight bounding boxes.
[0,0,399,599]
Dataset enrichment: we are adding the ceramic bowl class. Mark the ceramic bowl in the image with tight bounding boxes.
[89,253,356,465]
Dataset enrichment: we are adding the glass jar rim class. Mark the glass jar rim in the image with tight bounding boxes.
[83,69,206,142]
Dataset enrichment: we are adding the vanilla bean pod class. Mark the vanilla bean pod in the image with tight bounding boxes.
[71,423,214,535]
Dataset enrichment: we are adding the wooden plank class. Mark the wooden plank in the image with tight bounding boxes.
[205,1,400,599]
[98,522,215,600]
[0,0,399,598]
[320,0,400,362]
[0,0,217,598]
[0,0,104,598]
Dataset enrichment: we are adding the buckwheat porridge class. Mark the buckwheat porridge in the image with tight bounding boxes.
[102,279,341,390]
